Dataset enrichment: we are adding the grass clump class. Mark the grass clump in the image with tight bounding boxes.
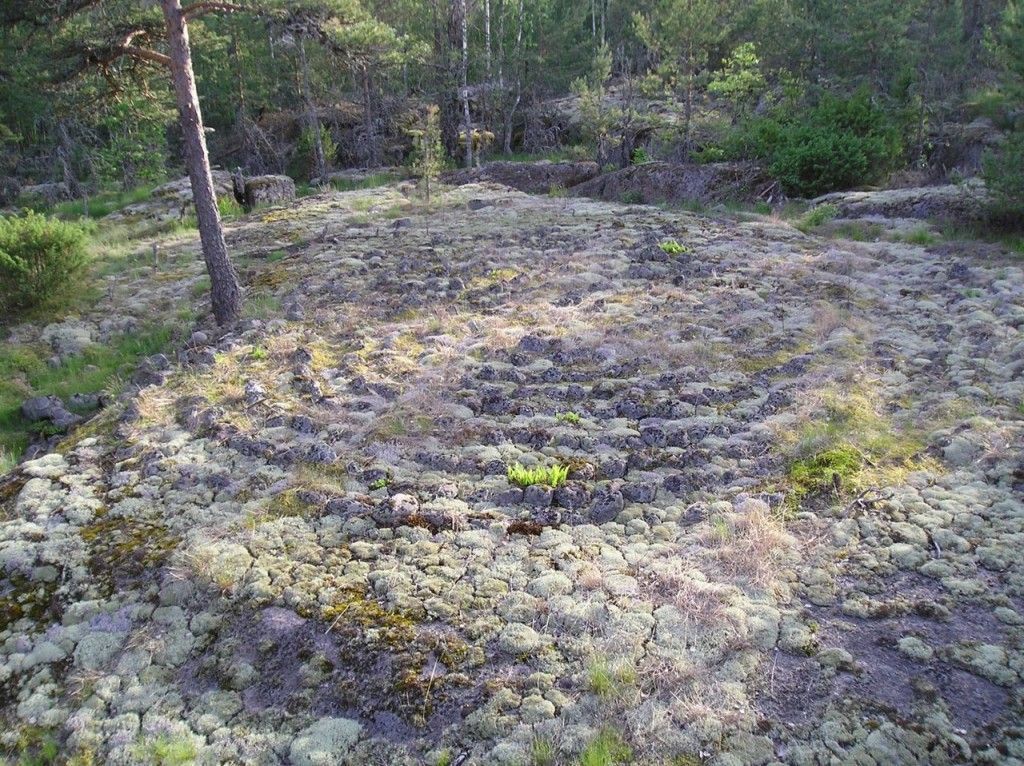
[218,196,246,219]
[132,734,196,766]
[903,227,939,246]
[507,462,569,488]
[795,203,838,232]
[556,411,582,425]
[369,476,392,491]
[658,239,689,255]
[531,737,556,766]
[788,444,864,499]
[579,729,633,766]
[331,172,401,192]
[588,659,637,698]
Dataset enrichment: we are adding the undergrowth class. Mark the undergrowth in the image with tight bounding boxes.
[0,325,175,467]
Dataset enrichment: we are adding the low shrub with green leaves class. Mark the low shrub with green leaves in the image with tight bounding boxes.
[0,212,89,315]
[722,90,903,197]
[507,462,569,488]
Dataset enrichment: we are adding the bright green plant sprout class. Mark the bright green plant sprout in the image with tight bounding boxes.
[369,477,392,491]
[507,463,569,488]
[556,411,582,425]
[658,239,689,255]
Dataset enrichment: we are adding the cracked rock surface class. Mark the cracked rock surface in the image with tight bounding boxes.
[0,181,1022,764]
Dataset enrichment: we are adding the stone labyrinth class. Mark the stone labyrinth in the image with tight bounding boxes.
[1,182,1022,764]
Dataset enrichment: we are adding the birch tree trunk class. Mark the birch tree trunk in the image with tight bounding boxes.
[160,0,242,326]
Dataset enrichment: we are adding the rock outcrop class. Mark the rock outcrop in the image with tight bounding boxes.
[813,180,990,224]
[443,160,600,194]
[568,161,781,205]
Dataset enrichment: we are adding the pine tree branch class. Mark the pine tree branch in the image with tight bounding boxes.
[123,46,173,68]
[182,1,247,19]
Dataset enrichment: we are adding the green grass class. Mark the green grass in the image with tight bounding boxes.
[780,383,934,510]
[330,172,401,192]
[556,411,582,425]
[830,221,883,241]
[903,227,939,246]
[0,325,175,467]
[507,462,569,488]
[242,292,282,319]
[531,737,556,766]
[132,734,197,766]
[587,659,636,698]
[578,729,633,766]
[795,203,839,232]
[218,196,245,219]
[43,185,157,220]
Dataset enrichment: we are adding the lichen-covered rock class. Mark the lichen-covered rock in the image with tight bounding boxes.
[569,161,780,205]
[813,180,989,223]
[443,160,599,194]
[242,174,296,210]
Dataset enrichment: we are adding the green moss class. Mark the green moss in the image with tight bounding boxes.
[788,444,863,498]
[80,515,180,580]
[780,382,937,510]
[556,411,582,426]
[265,488,318,519]
[0,576,59,634]
[322,589,418,648]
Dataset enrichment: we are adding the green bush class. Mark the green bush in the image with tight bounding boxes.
[722,90,903,197]
[983,130,1024,229]
[0,212,89,315]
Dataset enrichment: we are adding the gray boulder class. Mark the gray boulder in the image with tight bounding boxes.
[242,175,296,210]
[18,182,71,205]
[21,396,81,430]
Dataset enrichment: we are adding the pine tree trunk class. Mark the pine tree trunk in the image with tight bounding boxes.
[460,0,473,168]
[503,0,525,154]
[298,37,328,183]
[161,0,242,327]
